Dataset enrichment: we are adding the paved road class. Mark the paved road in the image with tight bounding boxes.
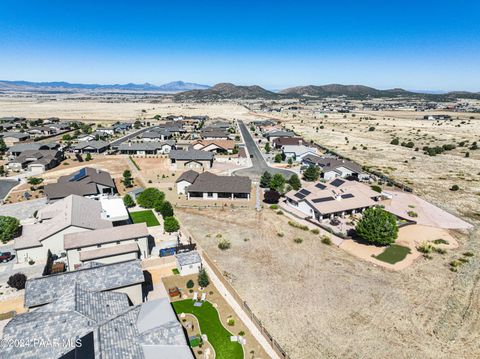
[234,120,295,180]
[110,126,153,147]
[0,179,20,201]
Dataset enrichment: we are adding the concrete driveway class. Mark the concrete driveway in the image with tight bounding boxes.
[234,120,295,180]
[0,198,48,221]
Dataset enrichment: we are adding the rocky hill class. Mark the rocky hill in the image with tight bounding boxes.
[174,82,279,101]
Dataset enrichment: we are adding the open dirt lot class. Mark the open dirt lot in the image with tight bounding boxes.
[271,110,480,224]
[178,207,480,359]
[0,96,253,121]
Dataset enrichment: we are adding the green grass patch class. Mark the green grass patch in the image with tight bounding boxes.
[375,244,411,264]
[172,300,243,359]
[130,210,160,227]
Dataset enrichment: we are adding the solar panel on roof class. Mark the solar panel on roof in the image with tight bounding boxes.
[315,183,326,189]
[299,189,311,195]
[341,193,354,199]
[330,178,345,187]
[294,192,306,199]
[70,168,87,182]
[312,196,335,203]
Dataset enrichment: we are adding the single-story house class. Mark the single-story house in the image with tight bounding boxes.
[27,126,56,137]
[64,223,150,270]
[181,171,251,200]
[14,195,113,263]
[95,127,116,136]
[0,132,29,146]
[265,130,295,142]
[169,149,214,169]
[191,139,235,154]
[99,197,130,224]
[140,128,173,141]
[200,130,230,140]
[2,286,193,359]
[44,167,116,201]
[175,170,199,194]
[284,178,381,221]
[7,142,60,157]
[117,141,175,155]
[302,155,367,180]
[281,145,317,161]
[176,250,202,276]
[74,140,110,154]
[272,137,305,149]
[7,149,63,172]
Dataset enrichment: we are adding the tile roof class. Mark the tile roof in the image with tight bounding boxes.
[64,223,148,249]
[186,172,251,194]
[2,285,192,359]
[117,141,175,151]
[24,260,145,307]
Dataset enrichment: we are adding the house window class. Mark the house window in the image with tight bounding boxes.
[207,192,213,197]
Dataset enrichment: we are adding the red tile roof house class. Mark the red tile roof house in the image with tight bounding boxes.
[176,170,251,200]
[272,137,306,149]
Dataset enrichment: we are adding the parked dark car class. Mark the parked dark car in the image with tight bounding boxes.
[0,251,13,263]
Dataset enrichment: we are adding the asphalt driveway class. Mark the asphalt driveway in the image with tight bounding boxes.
[234,120,295,180]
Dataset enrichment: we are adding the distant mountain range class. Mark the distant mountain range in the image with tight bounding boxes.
[1,79,479,100]
[176,83,480,100]
[0,80,210,93]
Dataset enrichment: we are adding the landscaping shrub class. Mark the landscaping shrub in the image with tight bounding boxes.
[0,216,20,243]
[288,221,309,231]
[123,194,135,208]
[263,190,280,204]
[269,174,286,192]
[163,216,180,233]
[136,188,165,208]
[276,210,283,215]
[155,200,174,218]
[277,232,284,237]
[416,242,433,254]
[450,185,460,191]
[355,207,398,245]
[269,204,279,210]
[321,236,332,245]
[433,238,449,245]
[7,273,27,290]
[198,268,210,288]
[311,228,320,234]
[370,185,382,193]
[303,165,320,181]
[293,238,303,244]
[218,239,231,250]
[407,211,418,217]
[463,252,474,257]
[287,174,301,191]
[227,318,235,326]
[186,279,195,289]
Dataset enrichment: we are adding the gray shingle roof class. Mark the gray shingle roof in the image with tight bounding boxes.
[175,170,199,184]
[186,172,251,194]
[24,260,144,307]
[176,250,202,266]
[117,141,175,152]
[2,285,193,359]
[74,140,109,150]
[169,149,214,161]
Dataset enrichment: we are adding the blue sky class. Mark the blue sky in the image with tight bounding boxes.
[0,1,479,91]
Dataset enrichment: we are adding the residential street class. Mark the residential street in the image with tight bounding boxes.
[234,120,295,180]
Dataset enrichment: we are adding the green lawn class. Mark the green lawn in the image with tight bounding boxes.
[172,300,244,359]
[129,210,160,227]
[375,244,411,264]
